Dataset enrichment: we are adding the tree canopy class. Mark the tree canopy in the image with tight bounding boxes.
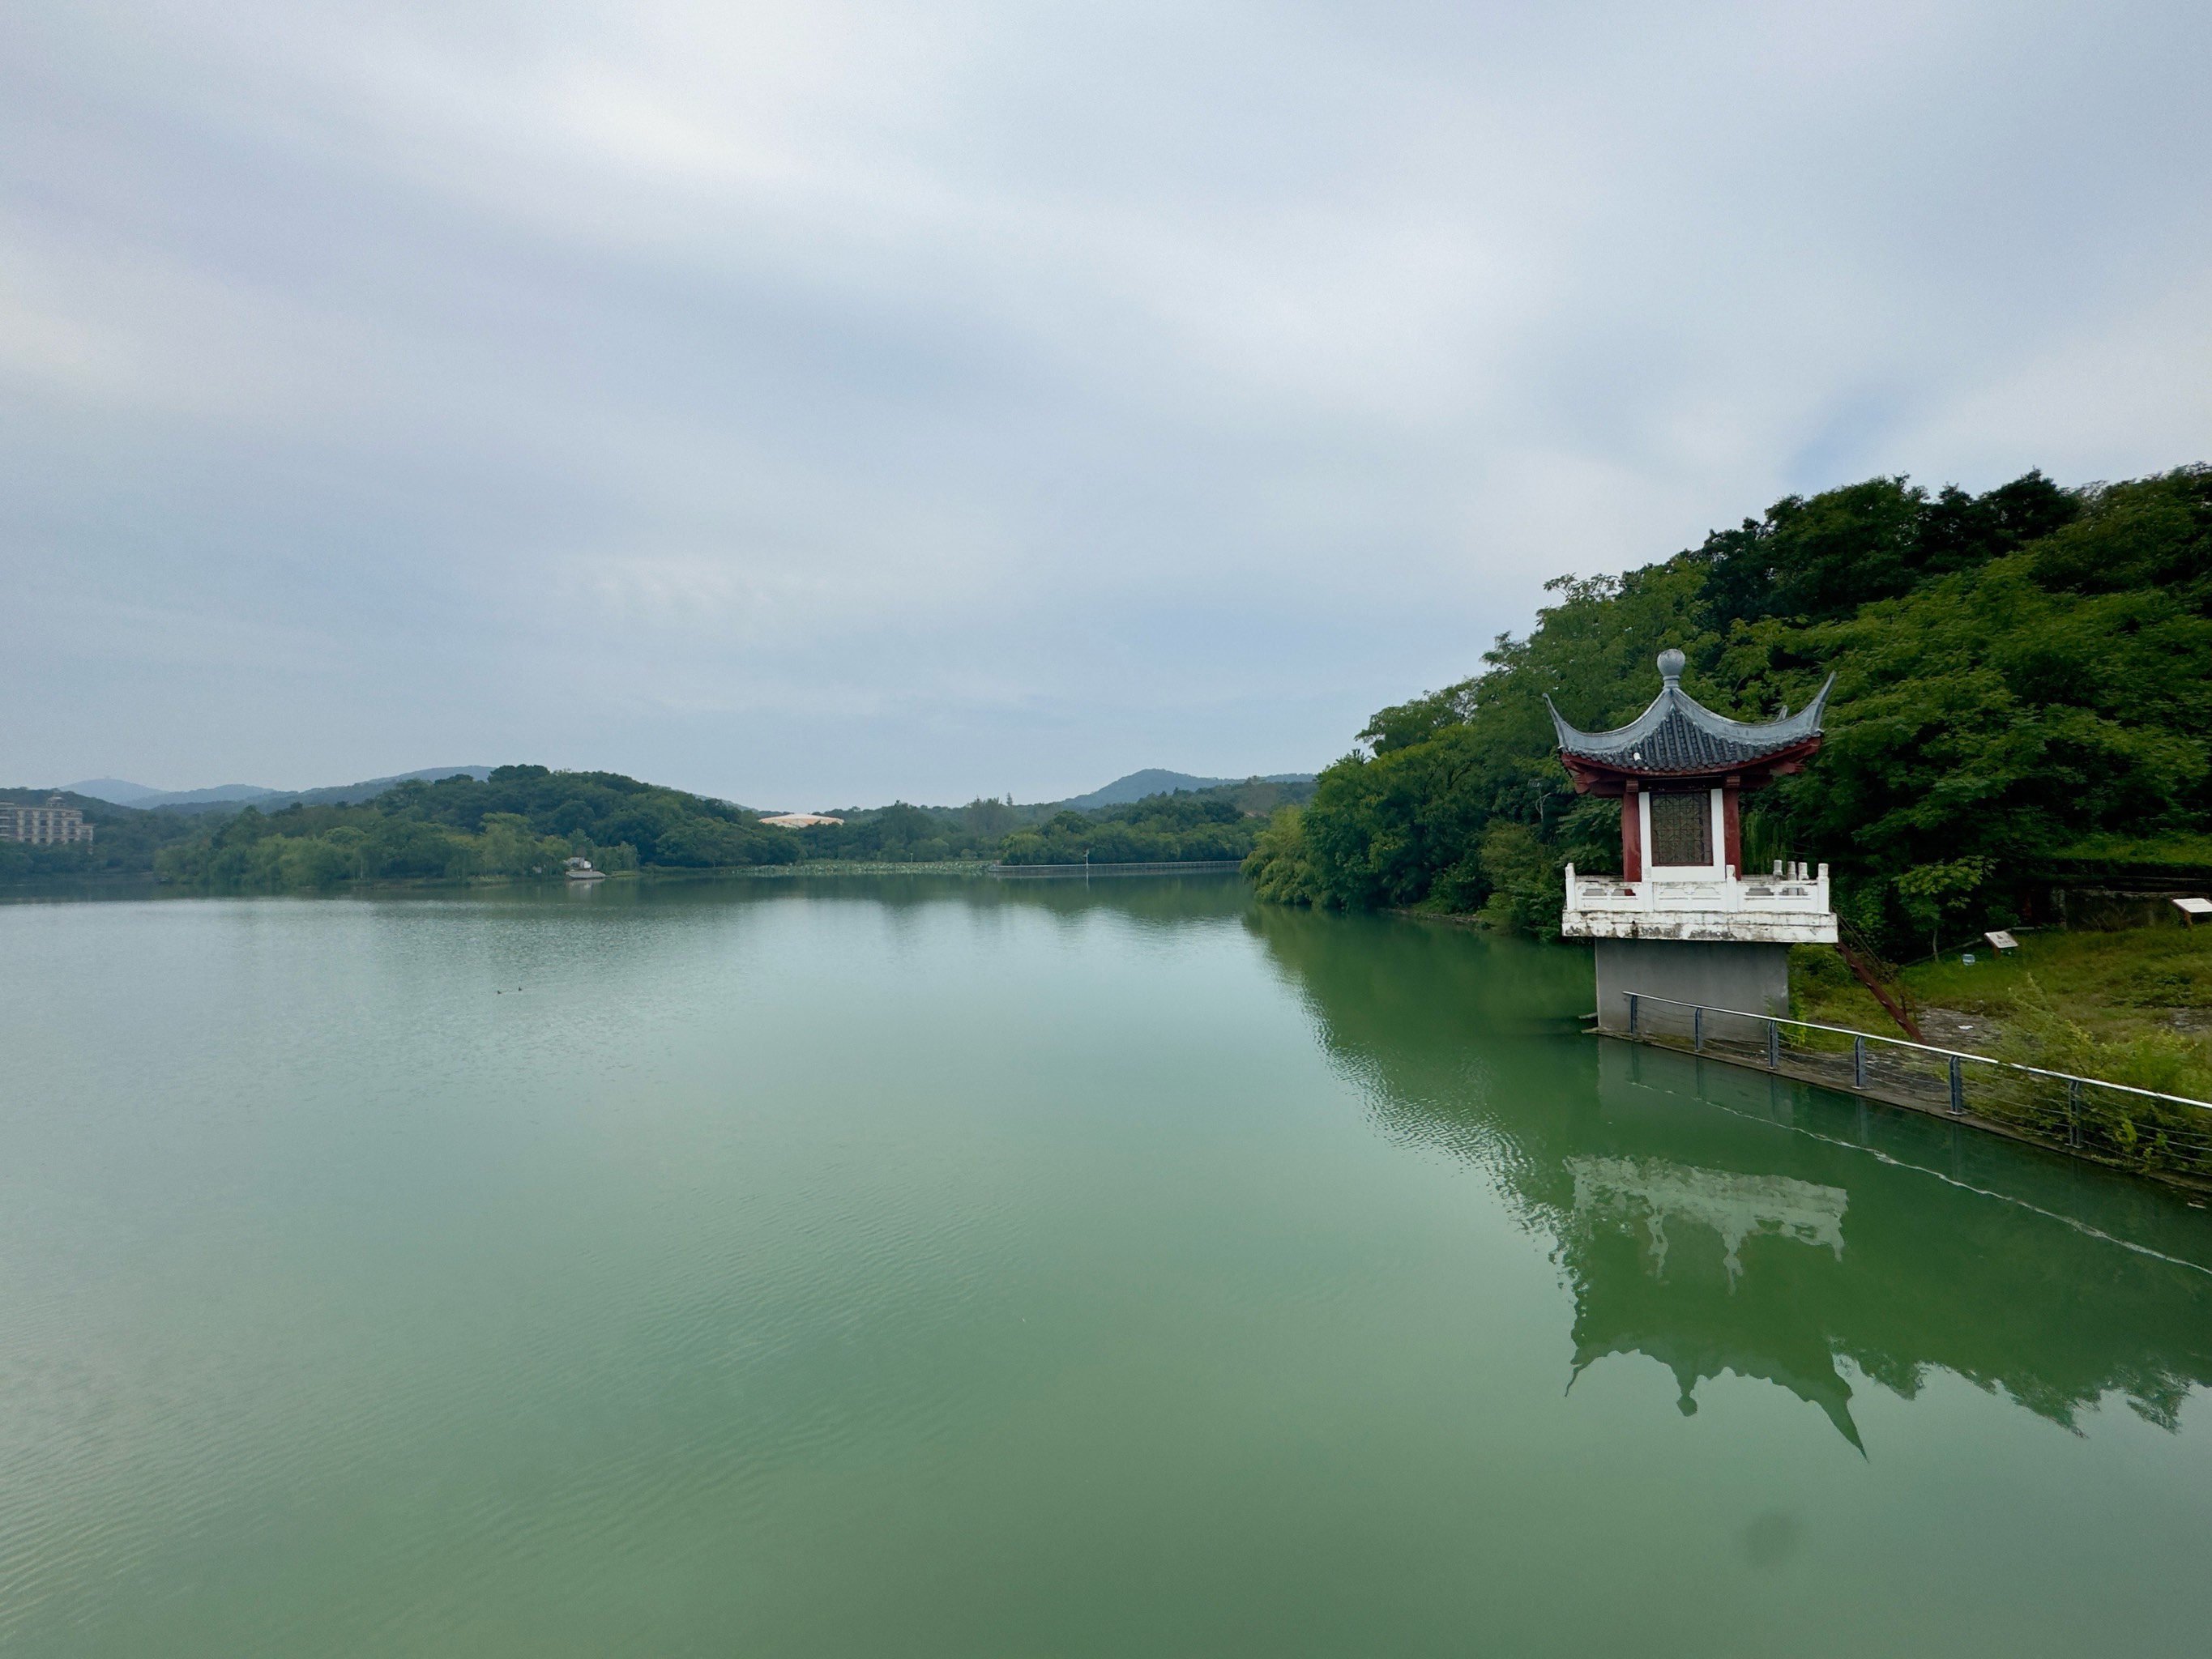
[998,788,1266,865]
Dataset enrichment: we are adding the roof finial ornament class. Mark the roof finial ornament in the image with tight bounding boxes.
[1656,647,1685,686]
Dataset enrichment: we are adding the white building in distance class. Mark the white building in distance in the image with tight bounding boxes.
[0,795,94,845]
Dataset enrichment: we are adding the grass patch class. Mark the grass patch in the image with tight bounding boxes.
[1790,925,2212,1099]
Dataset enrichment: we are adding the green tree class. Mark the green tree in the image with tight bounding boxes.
[1242,807,1321,902]
[1894,857,1996,962]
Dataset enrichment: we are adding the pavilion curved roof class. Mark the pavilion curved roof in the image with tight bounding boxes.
[1545,652,1834,777]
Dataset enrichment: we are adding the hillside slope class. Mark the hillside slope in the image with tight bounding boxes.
[1248,463,2212,953]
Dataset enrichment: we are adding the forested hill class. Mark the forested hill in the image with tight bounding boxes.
[2,768,1313,889]
[152,766,804,887]
[0,771,788,888]
[1054,770,1315,812]
[1245,464,2212,953]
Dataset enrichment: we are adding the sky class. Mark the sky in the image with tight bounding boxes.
[4,2,2209,809]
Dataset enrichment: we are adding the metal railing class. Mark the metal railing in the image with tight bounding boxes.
[1618,992,2212,1181]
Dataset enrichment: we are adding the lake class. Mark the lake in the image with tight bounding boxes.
[2,876,2210,1656]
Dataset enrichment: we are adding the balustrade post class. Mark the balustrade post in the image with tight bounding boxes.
[1853,1034,1867,1090]
[1766,1020,1779,1070]
[1949,1054,1964,1115]
[1693,1006,1703,1054]
[1626,994,1638,1037]
[2068,1078,2082,1148]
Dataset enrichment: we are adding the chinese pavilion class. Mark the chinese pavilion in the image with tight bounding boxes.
[1550,649,1838,1034]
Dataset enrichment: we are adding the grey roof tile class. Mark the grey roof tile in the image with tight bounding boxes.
[1546,655,1834,775]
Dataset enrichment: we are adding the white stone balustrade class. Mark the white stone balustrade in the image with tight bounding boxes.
[1561,863,1838,944]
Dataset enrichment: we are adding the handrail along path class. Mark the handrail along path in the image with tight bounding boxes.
[1611,992,2212,1188]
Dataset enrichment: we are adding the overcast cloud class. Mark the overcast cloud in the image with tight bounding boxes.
[3,0,2208,805]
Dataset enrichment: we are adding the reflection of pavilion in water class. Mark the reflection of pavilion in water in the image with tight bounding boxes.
[1241,900,2212,1452]
[1566,1155,1865,1448]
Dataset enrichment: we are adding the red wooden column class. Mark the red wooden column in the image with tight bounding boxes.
[1621,781,1642,881]
[1723,774,1743,876]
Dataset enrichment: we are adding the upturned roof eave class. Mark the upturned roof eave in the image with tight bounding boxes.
[1557,732,1825,783]
[1548,672,1834,764]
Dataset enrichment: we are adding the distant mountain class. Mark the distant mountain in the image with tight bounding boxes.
[60,778,168,805]
[54,767,495,814]
[63,778,280,807]
[1053,770,1315,812]
[274,767,496,811]
[137,783,287,808]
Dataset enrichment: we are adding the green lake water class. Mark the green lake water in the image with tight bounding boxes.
[2,876,2210,1655]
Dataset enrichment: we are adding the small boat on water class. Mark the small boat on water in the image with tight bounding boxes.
[565,856,606,882]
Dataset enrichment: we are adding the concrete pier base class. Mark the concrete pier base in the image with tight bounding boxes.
[1595,939,1789,1038]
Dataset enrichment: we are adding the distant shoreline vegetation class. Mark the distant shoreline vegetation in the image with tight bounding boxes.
[996,780,1305,865]
[0,768,1315,893]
